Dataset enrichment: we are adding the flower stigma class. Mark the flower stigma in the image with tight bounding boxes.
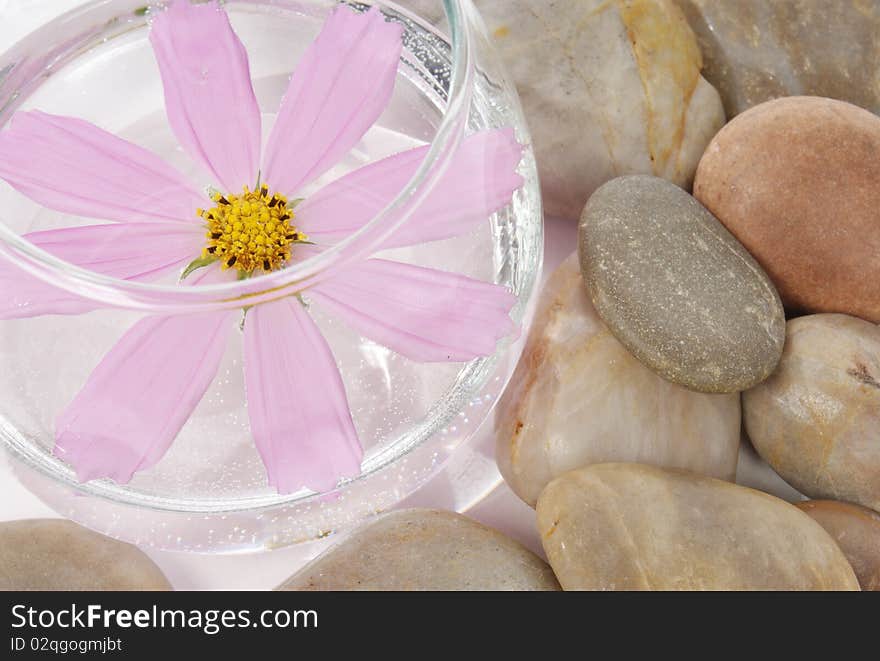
[197,185,307,276]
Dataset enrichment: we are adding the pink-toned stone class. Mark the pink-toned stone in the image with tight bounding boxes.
[797,500,880,591]
[694,96,880,322]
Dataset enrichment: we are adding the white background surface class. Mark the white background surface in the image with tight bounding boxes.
[0,0,800,590]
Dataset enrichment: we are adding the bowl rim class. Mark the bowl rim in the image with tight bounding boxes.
[0,0,544,521]
[0,0,477,314]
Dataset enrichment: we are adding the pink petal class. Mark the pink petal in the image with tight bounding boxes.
[309,259,516,362]
[0,222,204,319]
[28,222,204,280]
[296,128,524,248]
[0,111,205,223]
[261,6,403,195]
[150,0,261,192]
[54,310,233,483]
[244,297,362,493]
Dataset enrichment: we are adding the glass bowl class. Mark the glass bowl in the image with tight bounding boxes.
[0,0,542,551]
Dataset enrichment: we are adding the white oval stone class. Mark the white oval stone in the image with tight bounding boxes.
[471,0,725,219]
[496,253,740,506]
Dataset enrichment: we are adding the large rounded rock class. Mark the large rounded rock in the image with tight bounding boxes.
[462,0,724,219]
[743,314,880,512]
[496,254,740,506]
[579,175,785,393]
[694,96,880,323]
[537,464,860,590]
[277,509,560,591]
[797,501,880,591]
[0,519,171,590]
[675,0,880,118]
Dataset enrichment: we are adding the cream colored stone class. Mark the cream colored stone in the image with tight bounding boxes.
[537,463,860,590]
[416,0,723,219]
[493,0,726,219]
[743,314,880,512]
[0,519,171,591]
[495,253,740,506]
[277,509,560,591]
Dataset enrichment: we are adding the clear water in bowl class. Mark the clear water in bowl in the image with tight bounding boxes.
[0,0,540,520]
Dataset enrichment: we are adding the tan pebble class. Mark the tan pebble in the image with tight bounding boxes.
[744,314,880,512]
[537,463,859,590]
[277,509,560,591]
[0,519,171,591]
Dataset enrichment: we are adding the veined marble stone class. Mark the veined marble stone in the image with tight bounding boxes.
[495,254,740,506]
[408,0,726,219]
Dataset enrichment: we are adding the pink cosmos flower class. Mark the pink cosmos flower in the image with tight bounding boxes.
[0,2,523,493]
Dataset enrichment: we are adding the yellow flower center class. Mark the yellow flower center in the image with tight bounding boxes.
[197,185,306,275]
